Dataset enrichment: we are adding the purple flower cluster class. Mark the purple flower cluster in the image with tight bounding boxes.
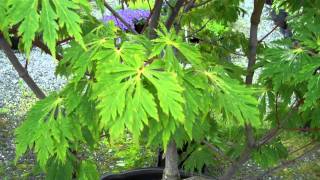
[102,9,150,31]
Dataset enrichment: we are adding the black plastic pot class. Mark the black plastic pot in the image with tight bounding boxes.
[101,168,209,180]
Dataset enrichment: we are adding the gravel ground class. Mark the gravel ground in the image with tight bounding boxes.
[0,49,65,108]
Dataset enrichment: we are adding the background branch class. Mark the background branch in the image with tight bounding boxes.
[253,144,320,179]
[33,40,63,61]
[165,0,186,30]
[0,33,46,99]
[258,24,279,43]
[148,0,164,38]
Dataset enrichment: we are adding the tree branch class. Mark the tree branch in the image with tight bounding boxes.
[165,0,175,9]
[245,0,265,84]
[103,1,138,34]
[258,25,279,43]
[57,37,74,45]
[0,33,46,99]
[33,39,63,61]
[148,0,164,38]
[219,146,254,180]
[141,1,156,33]
[185,18,212,38]
[184,0,196,12]
[165,0,186,30]
[253,144,320,179]
[289,140,316,155]
[257,98,303,147]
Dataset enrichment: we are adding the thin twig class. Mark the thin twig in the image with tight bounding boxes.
[257,98,303,147]
[258,25,279,43]
[253,144,320,179]
[57,37,74,45]
[148,0,164,38]
[141,1,156,33]
[147,0,152,11]
[185,18,212,38]
[275,92,280,127]
[284,127,320,132]
[165,0,174,9]
[193,37,247,57]
[289,140,316,155]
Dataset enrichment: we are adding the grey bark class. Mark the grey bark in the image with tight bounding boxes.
[219,147,254,180]
[245,0,265,84]
[162,140,180,180]
[148,0,164,39]
[165,0,185,30]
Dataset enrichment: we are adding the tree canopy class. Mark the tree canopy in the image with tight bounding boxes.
[0,0,320,179]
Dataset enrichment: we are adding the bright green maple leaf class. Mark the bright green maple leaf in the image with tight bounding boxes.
[303,76,320,110]
[78,160,100,180]
[93,60,159,139]
[143,67,185,123]
[15,94,79,168]
[40,0,59,59]
[206,67,260,127]
[13,0,39,57]
[53,0,85,48]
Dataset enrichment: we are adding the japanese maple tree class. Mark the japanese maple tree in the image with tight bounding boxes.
[0,0,319,179]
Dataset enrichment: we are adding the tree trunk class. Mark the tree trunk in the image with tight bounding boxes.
[219,0,265,179]
[148,0,164,39]
[162,140,180,180]
[219,147,253,180]
[165,0,185,30]
[245,0,265,84]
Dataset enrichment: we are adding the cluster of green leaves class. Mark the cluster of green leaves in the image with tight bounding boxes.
[2,0,320,178]
[175,0,320,172]
[1,0,108,58]
[248,0,320,169]
[10,9,260,179]
[259,0,320,133]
